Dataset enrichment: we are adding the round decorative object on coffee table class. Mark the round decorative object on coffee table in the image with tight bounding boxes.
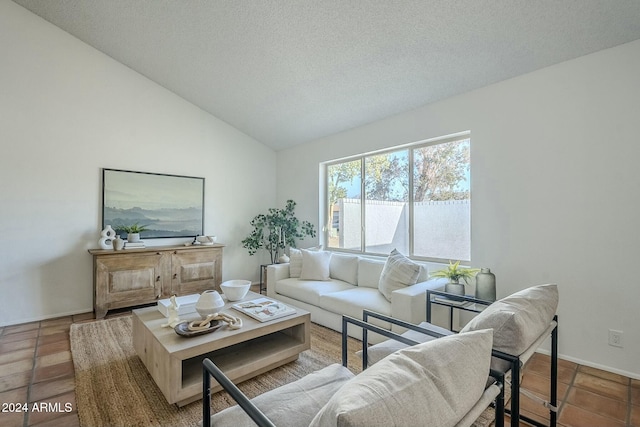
[195,290,225,318]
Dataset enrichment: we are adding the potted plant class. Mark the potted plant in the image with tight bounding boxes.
[242,200,316,264]
[115,222,149,243]
[429,260,480,295]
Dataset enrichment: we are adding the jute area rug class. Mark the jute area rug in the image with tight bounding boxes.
[70,316,363,427]
[70,316,498,427]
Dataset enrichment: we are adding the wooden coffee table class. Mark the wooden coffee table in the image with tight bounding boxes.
[132,291,310,406]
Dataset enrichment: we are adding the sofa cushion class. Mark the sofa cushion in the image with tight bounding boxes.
[209,363,354,427]
[378,249,421,301]
[358,321,454,366]
[289,248,303,278]
[309,329,494,427]
[318,288,392,326]
[460,284,558,357]
[289,246,322,278]
[275,278,354,306]
[357,258,386,288]
[300,250,331,281]
[329,253,358,285]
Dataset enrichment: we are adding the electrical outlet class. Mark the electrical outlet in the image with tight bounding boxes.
[609,329,623,348]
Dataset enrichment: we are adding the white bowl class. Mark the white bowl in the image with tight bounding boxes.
[220,280,251,301]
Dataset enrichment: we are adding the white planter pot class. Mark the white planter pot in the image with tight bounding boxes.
[127,233,141,243]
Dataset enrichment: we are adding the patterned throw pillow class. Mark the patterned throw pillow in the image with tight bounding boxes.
[378,249,420,301]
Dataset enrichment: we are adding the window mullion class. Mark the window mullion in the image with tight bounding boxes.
[408,149,414,257]
[360,157,366,253]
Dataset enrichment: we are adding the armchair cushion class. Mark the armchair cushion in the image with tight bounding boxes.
[309,329,494,427]
[357,321,454,366]
[209,363,354,427]
[378,249,421,301]
[459,284,558,357]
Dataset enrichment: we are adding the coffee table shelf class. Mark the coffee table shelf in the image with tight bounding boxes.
[132,291,310,406]
[180,328,308,391]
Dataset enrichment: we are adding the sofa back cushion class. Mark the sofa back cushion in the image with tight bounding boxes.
[329,254,359,285]
[460,284,558,357]
[356,258,385,288]
[377,249,421,301]
[300,249,332,281]
[309,329,494,427]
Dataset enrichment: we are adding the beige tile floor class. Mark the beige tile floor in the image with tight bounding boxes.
[0,311,638,427]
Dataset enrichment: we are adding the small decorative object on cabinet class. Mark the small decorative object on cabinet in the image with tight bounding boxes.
[88,244,223,318]
[113,235,125,251]
[429,260,480,296]
[475,268,496,301]
[114,222,149,243]
[98,225,116,249]
[195,290,225,318]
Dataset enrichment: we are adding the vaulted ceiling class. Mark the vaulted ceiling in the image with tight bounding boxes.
[12,0,640,150]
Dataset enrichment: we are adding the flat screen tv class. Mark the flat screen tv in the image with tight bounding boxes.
[102,168,205,239]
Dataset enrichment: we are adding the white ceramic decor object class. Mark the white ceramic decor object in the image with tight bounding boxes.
[98,225,116,249]
[195,290,225,318]
[220,280,251,301]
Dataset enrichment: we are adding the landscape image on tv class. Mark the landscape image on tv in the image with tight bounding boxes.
[102,169,204,238]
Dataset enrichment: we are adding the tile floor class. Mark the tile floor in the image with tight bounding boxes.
[0,311,638,427]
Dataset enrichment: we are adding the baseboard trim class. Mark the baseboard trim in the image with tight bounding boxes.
[0,308,93,327]
[535,348,640,380]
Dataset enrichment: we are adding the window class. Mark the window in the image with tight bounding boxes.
[324,135,470,262]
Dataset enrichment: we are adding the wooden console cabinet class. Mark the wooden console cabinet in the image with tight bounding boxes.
[88,244,223,319]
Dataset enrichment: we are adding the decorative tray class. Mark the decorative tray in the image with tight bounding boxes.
[174,320,223,337]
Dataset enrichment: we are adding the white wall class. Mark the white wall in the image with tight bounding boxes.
[0,2,276,326]
[277,40,640,378]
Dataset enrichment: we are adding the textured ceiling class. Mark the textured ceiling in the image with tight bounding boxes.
[12,0,640,151]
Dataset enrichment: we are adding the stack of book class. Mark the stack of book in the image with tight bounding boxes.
[124,241,146,249]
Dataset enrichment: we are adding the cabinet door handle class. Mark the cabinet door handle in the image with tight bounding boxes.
[173,273,177,279]
[156,276,161,282]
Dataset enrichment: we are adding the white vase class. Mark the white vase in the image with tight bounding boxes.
[195,290,225,319]
[98,225,116,249]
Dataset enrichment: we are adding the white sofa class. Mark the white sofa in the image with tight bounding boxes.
[266,250,447,343]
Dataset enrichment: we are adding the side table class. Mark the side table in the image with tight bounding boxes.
[259,264,272,294]
[426,290,492,332]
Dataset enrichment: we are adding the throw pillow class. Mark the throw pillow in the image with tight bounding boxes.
[459,284,559,357]
[289,246,322,278]
[378,249,421,301]
[300,249,332,281]
[288,248,303,278]
[329,254,358,285]
[309,329,494,427]
[356,321,454,366]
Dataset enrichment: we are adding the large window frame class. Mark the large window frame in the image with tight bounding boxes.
[323,132,471,263]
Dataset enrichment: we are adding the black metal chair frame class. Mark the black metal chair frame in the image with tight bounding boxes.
[349,307,559,427]
[426,291,559,427]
